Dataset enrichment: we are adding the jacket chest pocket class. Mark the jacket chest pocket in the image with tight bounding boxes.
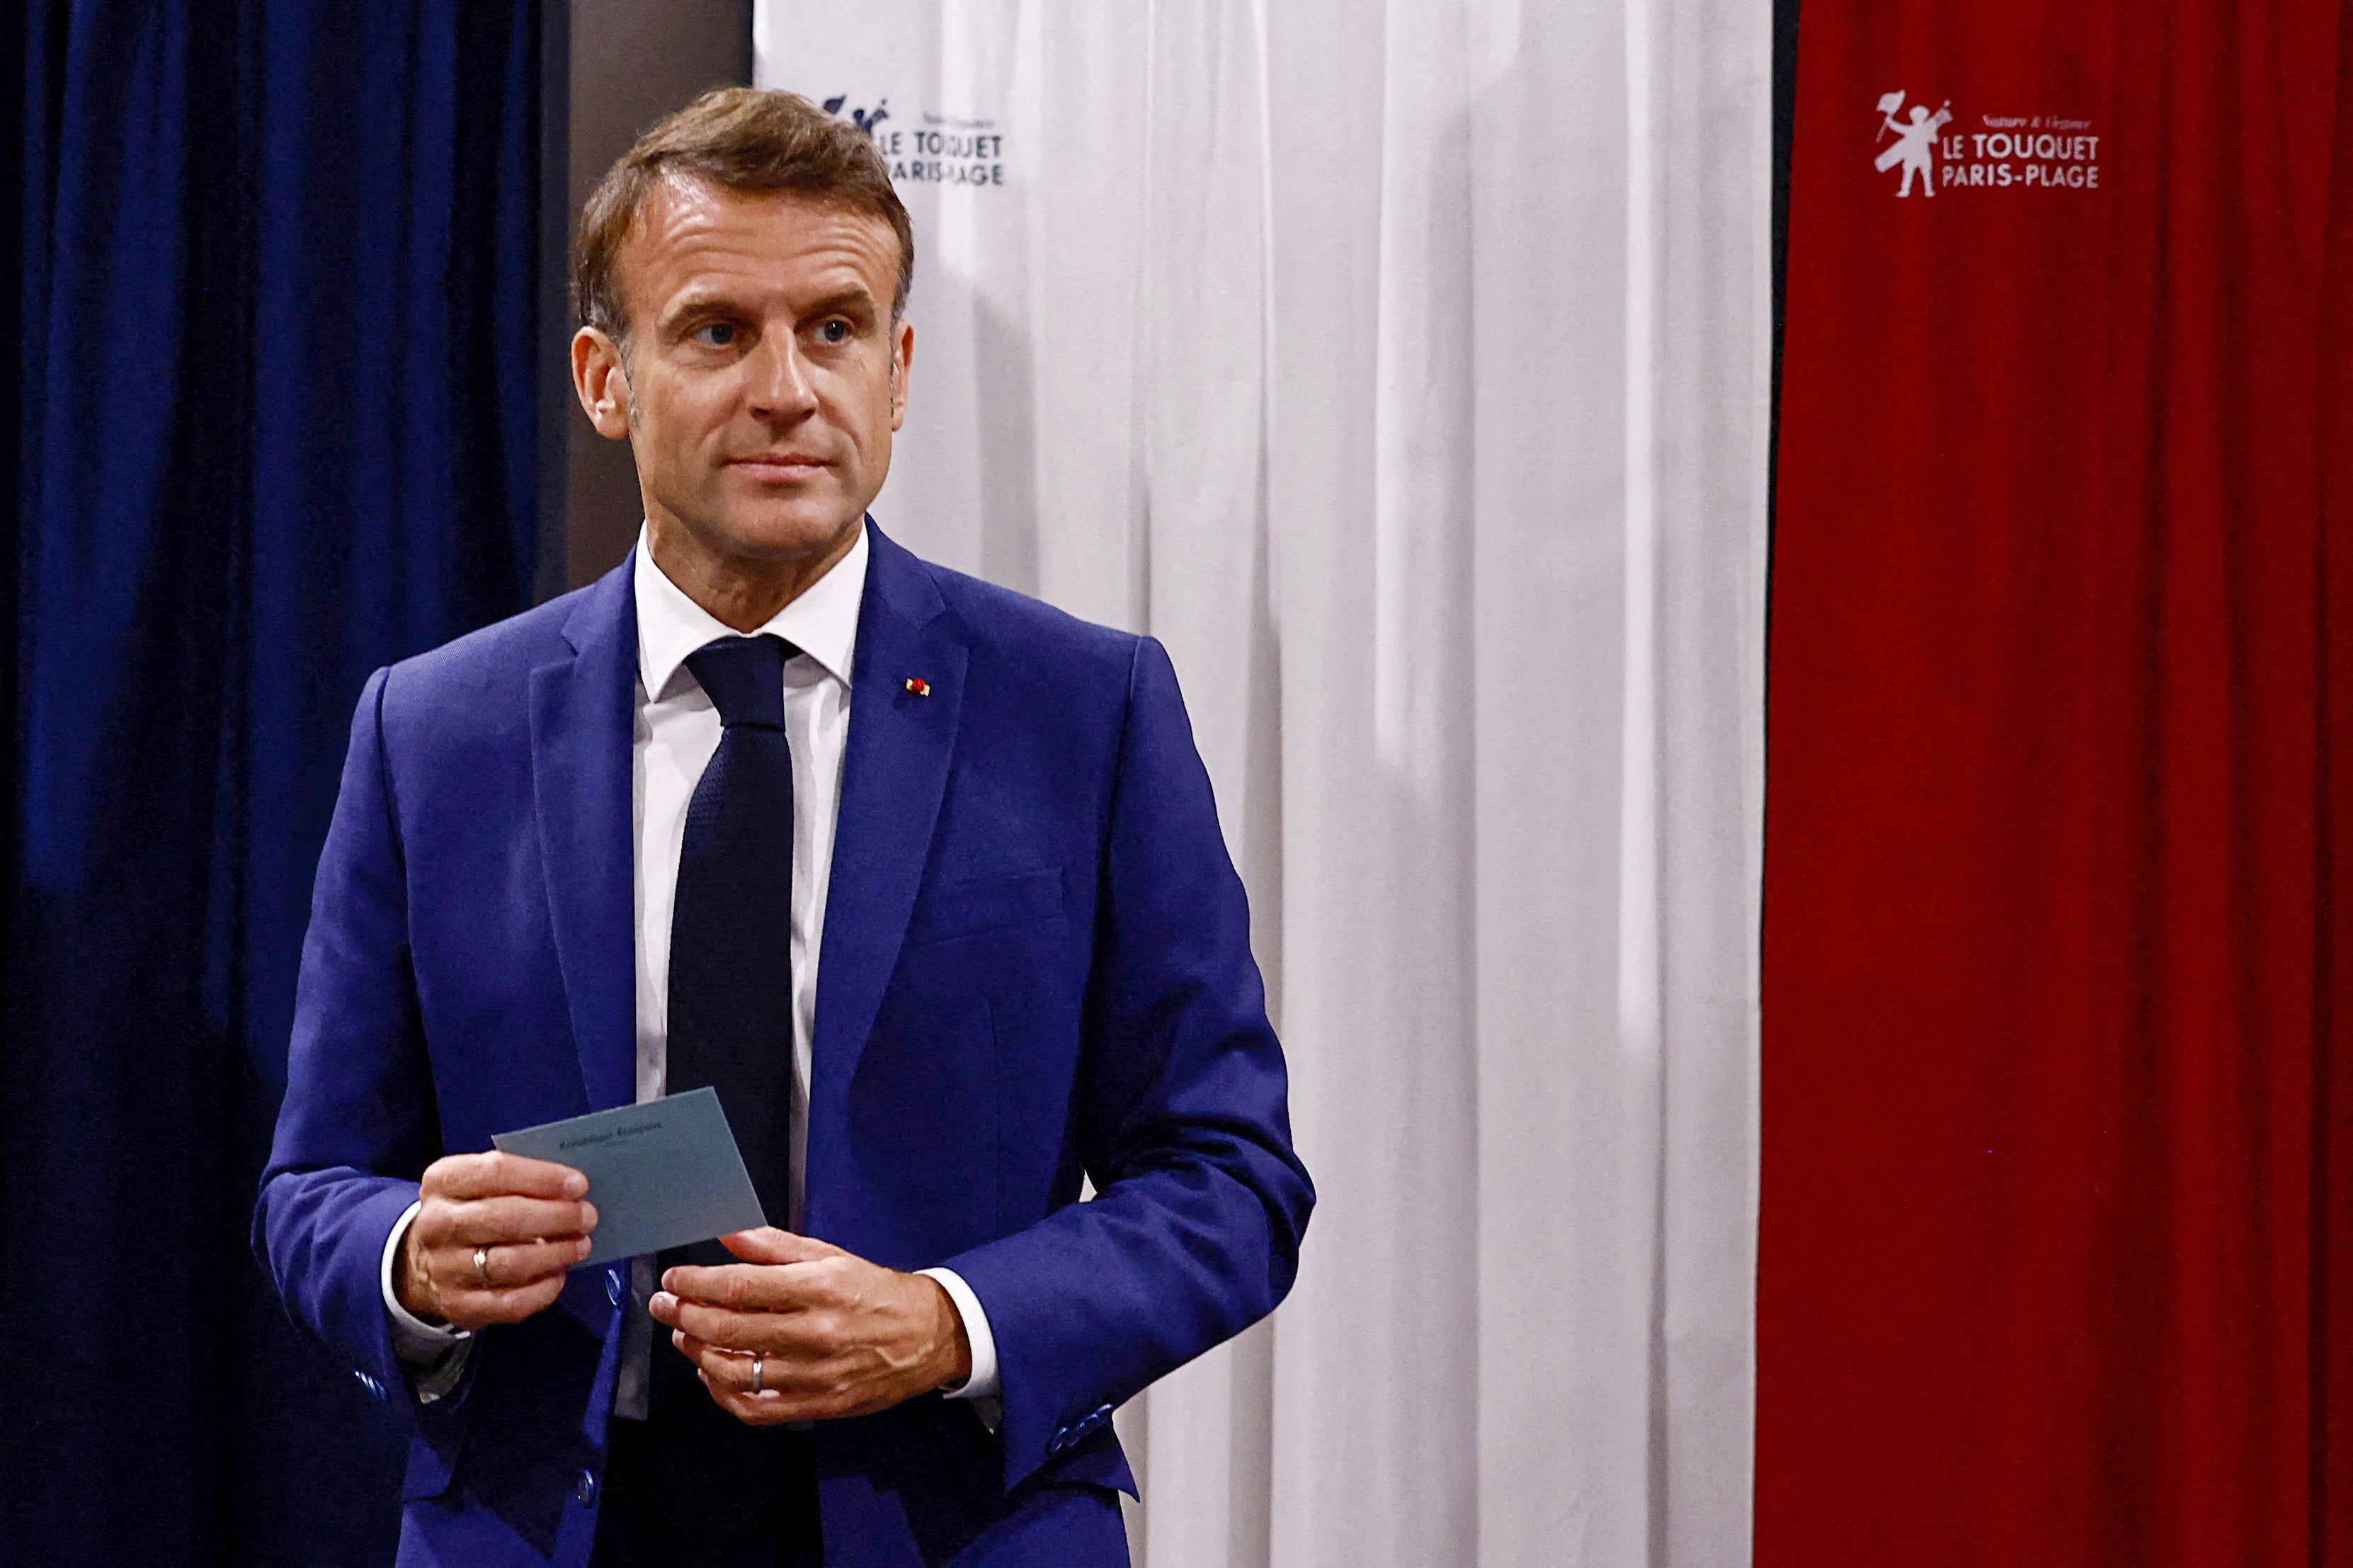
[903,867,1062,948]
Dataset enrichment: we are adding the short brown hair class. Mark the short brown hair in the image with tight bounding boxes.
[571,86,915,345]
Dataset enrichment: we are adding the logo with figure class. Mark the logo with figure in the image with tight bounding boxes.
[821,94,889,137]
[1874,91,1952,197]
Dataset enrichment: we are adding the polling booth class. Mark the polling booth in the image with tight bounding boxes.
[6,1,2351,1563]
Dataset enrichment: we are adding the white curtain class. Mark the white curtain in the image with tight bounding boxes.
[754,4,1769,1563]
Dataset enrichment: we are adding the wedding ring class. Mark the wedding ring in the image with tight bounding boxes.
[473,1246,493,1287]
[751,1354,766,1396]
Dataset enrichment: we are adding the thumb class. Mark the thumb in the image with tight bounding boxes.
[718,1226,843,1266]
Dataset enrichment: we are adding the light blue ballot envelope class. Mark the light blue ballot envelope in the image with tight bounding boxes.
[491,1087,768,1268]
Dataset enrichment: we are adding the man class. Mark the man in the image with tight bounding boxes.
[256,88,1311,1568]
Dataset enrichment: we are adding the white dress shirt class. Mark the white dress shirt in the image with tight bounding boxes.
[381,525,998,1416]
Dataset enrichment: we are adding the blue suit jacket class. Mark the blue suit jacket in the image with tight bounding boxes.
[255,523,1313,1567]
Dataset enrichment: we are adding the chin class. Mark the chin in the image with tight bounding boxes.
[698,503,863,563]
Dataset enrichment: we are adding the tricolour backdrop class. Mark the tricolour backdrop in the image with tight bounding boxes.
[753,5,1773,1564]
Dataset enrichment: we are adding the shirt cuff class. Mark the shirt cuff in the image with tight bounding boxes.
[916,1266,1000,1401]
[382,1199,473,1374]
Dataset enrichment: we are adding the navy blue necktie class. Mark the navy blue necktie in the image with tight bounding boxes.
[666,634,799,1237]
[620,638,821,1560]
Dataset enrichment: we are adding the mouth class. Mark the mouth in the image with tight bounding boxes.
[727,454,831,481]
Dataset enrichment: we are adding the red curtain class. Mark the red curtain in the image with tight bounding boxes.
[1762,3,2353,1562]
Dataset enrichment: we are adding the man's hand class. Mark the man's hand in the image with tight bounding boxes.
[647,1227,972,1425]
[395,1152,597,1332]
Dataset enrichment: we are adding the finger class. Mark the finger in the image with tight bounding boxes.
[428,1196,597,1247]
[651,1297,819,1358]
[717,1227,843,1266]
[658,1261,812,1313]
[426,1151,588,1203]
[700,1362,862,1426]
[674,1340,828,1424]
[674,1332,783,1395]
[678,1296,838,1356]
[699,1369,802,1426]
[440,1235,591,1290]
[654,1289,843,1354]
[438,1272,569,1329]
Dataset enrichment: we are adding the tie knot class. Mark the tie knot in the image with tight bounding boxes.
[684,635,795,728]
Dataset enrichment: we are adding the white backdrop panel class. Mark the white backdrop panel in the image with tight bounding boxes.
[753,4,1767,1562]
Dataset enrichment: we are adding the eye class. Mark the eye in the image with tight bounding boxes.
[692,321,739,348]
[818,319,852,345]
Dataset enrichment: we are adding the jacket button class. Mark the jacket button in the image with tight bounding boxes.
[353,1370,383,1401]
[574,1468,599,1507]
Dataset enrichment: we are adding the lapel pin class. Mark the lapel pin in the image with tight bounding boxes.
[903,676,931,697]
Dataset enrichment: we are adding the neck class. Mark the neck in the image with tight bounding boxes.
[645,514,862,631]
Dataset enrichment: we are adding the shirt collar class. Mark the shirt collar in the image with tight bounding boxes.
[632,520,869,702]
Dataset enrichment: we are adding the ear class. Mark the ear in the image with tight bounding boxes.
[572,326,634,440]
[889,317,913,433]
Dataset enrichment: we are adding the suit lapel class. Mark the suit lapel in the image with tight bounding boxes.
[530,557,640,1116]
[807,525,968,1219]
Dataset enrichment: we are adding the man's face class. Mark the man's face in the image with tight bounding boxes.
[576,176,911,575]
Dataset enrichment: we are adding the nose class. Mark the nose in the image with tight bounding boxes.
[745,329,819,423]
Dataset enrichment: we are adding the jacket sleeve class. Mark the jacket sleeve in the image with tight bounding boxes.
[251,666,453,1417]
[941,636,1315,1492]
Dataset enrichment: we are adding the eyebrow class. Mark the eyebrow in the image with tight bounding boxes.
[659,293,748,333]
[797,287,880,322]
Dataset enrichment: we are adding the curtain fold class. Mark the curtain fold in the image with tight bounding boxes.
[2321,12,2353,1550]
[3,4,542,1560]
[756,4,1771,1562]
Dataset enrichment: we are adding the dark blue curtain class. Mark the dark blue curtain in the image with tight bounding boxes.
[4,3,544,1560]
